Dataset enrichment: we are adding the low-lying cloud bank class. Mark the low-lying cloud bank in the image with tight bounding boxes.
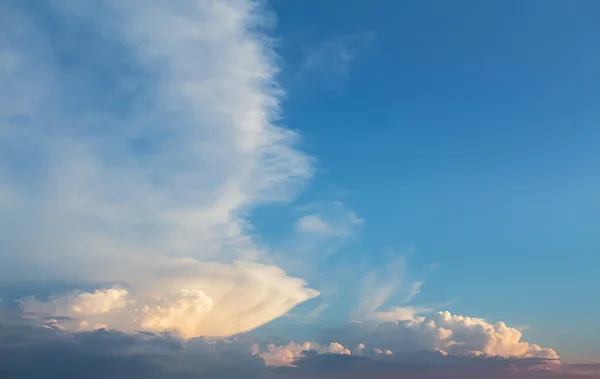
[0,323,596,379]
[17,285,558,364]
[256,311,558,367]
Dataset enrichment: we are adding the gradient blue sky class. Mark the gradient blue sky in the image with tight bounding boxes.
[1,0,599,372]
[253,0,600,362]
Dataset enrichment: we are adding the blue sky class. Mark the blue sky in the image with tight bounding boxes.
[256,0,600,362]
[0,0,599,375]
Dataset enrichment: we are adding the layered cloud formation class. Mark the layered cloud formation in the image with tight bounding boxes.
[0,323,595,379]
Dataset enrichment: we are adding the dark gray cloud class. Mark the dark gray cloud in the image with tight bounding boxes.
[0,321,597,379]
[0,322,265,379]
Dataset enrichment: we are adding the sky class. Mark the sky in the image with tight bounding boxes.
[0,0,599,378]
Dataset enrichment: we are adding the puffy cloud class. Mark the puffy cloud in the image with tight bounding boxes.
[339,311,559,360]
[0,0,317,337]
[21,288,130,318]
[20,262,318,338]
[255,309,558,367]
[374,348,393,355]
[259,341,351,367]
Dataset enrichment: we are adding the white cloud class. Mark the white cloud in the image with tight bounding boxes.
[1,0,317,337]
[348,311,559,360]
[308,303,329,318]
[296,215,333,235]
[354,257,407,318]
[369,306,432,322]
[258,341,351,367]
[295,201,363,238]
[403,281,425,303]
[256,309,559,368]
[20,262,318,338]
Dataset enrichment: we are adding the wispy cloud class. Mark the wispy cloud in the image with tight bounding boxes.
[295,201,363,238]
[353,257,407,318]
[298,31,376,81]
[308,303,330,318]
[403,281,425,303]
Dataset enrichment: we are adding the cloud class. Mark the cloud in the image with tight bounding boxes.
[337,311,559,360]
[0,323,268,379]
[308,303,329,318]
[285,352,587,379]
[354,257,407,318]
[298,31,376,80]
[20,262,318,338]
[0,0,318,337]
[253,307,560,369]
[369,306,432,322]
[296,215,333,235]
[404,281,425,303]
[0,322,595,379]
[258,341,351,367]
[295,202,363,238]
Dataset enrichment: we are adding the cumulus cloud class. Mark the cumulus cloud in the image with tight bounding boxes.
[258,341,351,367]
[250,308,560,371]
[19,262,318,338]
[337,311,559,361]
[0,0,318,338]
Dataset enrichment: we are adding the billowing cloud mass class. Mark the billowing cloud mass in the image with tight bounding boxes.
[0,0,317,337]
[20,263,318,337]
[342,311,558,360]
[255,310,558,368]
